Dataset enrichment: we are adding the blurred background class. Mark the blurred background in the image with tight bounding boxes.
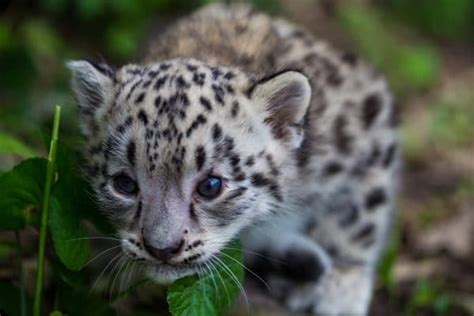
[0,0,473,315]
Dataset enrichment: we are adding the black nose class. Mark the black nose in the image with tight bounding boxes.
[143,239,184,262]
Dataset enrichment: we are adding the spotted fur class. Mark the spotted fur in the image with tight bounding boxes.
[68,3,399,315]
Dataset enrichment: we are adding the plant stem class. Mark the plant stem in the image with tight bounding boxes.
[15,230,26,316]
[33,105,61,316]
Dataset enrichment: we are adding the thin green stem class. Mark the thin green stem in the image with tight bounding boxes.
[15,230,26,316]
[33,105,61,316]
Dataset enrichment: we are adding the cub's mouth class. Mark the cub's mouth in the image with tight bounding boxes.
[121,235,219,283]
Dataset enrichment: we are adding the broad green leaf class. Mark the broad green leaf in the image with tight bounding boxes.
[0,158,47,229]
[167,240,244,316]
[0,131,39,158]
[49,197,90,270]
[53,143,114,234]
[50,311,63,316]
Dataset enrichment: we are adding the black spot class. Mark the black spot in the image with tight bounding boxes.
[154,76,168,91]
[211,67,223,80]
[154,96,162,108]
[362,93,382,129]
[137,110,148,125]
[231,101,239,118]
[229,154,240,166]
[186,64,197,72]
[223,136,234,152]
[176,76,190,89]
[189,204,198,222]
[135,92,145,104]
[333,115,353,155]
[195,146,206,171]
[251,173,269,187]
[200,96,212,111]
[211,84,225,105]
[127,141,136,166]
[148,70,159,78]
[323,161,344,177]
[224,71,235,80]
[192,73,205,85]
[225,84,234,94]
[192,240,203,247]
[212,124,222,142]
[185,115,207,138]
[245,156,255,166]
[383,143,397,168]
[234,173,246,181]
[341,51,358,66]
[365,187,387,211]
[159,63,171,70]
[367,142,381,166]
[352,223,375,242]
[339,205,359,228]
[125,80,142,100]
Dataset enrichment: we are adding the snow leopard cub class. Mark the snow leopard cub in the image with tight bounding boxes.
[68,3,399,315]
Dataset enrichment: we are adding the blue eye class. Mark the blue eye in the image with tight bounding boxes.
[196,176,222,199]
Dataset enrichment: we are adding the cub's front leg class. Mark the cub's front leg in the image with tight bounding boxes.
[243,228,374,315]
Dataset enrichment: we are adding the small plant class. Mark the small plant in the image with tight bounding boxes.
[0,106,244,315]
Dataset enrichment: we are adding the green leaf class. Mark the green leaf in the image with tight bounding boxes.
[49,197,90,270]
[167,240,244,316]
[53,142,114,234]
[0,158,47,229]
[50,311,63,316]
[0,131,39,158]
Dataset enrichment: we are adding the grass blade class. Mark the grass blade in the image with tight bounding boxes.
[33,105,61,316]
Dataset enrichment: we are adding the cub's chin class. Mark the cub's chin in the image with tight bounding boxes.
[144,262,200,284]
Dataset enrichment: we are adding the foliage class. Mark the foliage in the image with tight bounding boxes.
[379,0,474,41]
[168,241,244,316]
[338,4,440,95]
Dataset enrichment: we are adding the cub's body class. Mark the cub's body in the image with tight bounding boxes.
[69,4,399,315]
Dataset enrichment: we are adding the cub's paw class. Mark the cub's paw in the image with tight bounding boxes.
[284,266,373,316]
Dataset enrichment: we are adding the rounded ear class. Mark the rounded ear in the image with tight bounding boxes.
[66,60,115,135]
[248,70,311,140]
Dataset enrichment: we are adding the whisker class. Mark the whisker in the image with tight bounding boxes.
[203,261,220,304]
[63,236,121,242]
[90,252,122,295]
[109,256,127,303]
[212,255,249,310]
[80,245,121,270]
[219,251,270,291]
[221,246,285,265]
[208,256,231,307]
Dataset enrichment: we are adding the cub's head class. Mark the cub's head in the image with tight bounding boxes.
[68,58,311,282]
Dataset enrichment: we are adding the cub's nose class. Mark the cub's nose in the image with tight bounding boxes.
[143,238,184,262]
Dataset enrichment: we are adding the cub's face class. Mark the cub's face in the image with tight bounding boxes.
[68,59,311,281]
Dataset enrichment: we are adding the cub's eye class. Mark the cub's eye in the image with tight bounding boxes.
[196,176,222,199]
[113,174,138,195]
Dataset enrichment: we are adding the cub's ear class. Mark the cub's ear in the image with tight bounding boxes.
[249,70,311,142]
[66,60,115,135]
